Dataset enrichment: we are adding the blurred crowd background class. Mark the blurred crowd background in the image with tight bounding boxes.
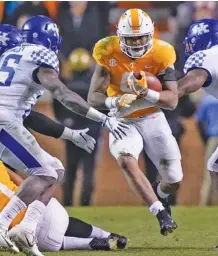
[1,1,218,207]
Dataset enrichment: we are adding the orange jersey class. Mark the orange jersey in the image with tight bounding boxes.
[93,36,176,118]
[0,162,26,228]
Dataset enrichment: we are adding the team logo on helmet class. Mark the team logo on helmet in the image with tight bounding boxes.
[192,23,210,35]
[47,23,59,37]
[0,32,9,46]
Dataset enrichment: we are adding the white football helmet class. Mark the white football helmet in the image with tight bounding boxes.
[117,9,154,58]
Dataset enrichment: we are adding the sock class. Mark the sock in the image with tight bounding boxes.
[157,183,170,199]
[62,236,93,250]
[90,226,110,238]
[149,201,165,216]
[19,200,46,233]
[0,195,26,230]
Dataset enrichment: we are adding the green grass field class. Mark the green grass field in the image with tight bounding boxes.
[1,206,218,256]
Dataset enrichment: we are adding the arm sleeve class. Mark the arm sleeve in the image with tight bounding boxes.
[31,46,59,73]
[23,111,65,139]
[183,51,213,87]
[157,66,177,83]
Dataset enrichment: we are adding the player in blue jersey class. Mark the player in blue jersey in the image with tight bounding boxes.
[0,17,128,256]
[178,18,218,247]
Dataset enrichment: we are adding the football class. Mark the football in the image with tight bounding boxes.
[133,71,162,92]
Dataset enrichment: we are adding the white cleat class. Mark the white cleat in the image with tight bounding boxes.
[0,225,19,253]
[9,225,43,256]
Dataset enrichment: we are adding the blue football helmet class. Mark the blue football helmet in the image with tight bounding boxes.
[21,15,62,54]
[0,24,22,56]
[184,18,218,59]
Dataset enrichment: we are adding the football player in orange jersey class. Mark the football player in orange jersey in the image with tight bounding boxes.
[0,162,127,252]
[88,8,183,235]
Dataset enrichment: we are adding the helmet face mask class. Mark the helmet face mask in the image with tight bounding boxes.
[117,9,154,59]
[119,33,153,58]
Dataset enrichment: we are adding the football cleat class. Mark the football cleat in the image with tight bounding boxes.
[152,181,171,215]
[109,233,128,249]
[9,225,43,256]
[0,225,19,253]
[89,237,117,251]
[156,209,178,236]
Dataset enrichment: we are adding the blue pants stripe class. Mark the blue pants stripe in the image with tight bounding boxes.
[0,128,41,169]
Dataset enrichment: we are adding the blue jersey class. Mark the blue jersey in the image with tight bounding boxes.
[0,43,59,121]
[184,46,218,99]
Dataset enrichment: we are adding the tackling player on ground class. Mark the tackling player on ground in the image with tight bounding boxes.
[0,162,127,252]
[88,8,183,235]
[0,17,128,255]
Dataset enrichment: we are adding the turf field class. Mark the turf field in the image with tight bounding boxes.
[1,206,218,256]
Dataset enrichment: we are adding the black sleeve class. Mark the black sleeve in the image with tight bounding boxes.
[65,217,92,238]
[23,111,65,139]
[157,67,177,83]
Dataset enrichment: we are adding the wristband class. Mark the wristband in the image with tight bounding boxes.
[144,89,160,103]
[105,97,119,109]
[86,107,105,122]
[60,127,73,140]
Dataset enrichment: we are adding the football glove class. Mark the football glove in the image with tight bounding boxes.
[127,71,148,95]
[62,127,96,153]
[101,116,129,140]
[118,94,137,108]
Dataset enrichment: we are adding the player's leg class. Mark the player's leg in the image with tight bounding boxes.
[109,124,176,235]
[0,122,64,254]
[207,147,218,248]
[110,124,160,205]
[9,153,65,255]
[207,146,218,196]
[141,111,183,214]
[64,216,127,249]
[30,198,118,251]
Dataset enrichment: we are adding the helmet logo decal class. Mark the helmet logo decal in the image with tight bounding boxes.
[47,23,59,37]
[0,32,9,46]
[193,23,209,35]
[130,9,140,32]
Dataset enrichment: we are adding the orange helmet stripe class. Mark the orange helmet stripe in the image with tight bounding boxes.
[131,9,140,30]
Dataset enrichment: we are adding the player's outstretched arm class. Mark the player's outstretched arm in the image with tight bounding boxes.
[178,69,208,98]
[24,111,96,153]
[37,67,92,116]
[36,67,129,140]
[24,111,65,138]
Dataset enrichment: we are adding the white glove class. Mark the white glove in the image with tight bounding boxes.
[101,116,129,140]
[118,94,137,108]
[108,108,118,117]
[127,71,148,96]
[105,94,137,109]
[60,127,96,153]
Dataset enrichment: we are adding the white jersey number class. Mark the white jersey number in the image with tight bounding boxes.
[0,54,22,86]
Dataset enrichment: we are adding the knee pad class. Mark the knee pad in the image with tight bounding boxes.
[159,159,183,184]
